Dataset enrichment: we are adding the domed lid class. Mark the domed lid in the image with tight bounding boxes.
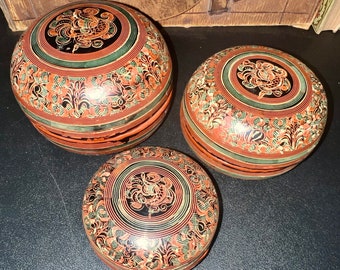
[182,45,327,165]
[24,1,147,74]
[12,1,172,128]
[82,146,219,269]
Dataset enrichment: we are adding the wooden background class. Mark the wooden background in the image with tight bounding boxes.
[1,0,338,33]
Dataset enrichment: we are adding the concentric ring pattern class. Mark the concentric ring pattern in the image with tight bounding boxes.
[82,146,219,269]
[180,45,328,180]
[10,1,173,154]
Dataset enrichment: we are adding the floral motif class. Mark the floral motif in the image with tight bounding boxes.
[47,7,118,53]
[11,12,171,120]
[82,147,219,269]
[10,2,173,154]
[152,239,179,267]
[62,80,90,117]
[140,54,162,87]
[126,172,175,218]
[237,59,291,98]
[185,47,327,155]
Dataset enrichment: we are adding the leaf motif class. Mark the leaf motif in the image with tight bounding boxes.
[130,201,143,210]
[258,90,268,99]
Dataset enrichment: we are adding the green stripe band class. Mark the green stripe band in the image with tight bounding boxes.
[221,52,307,110]
[31,3,138,68]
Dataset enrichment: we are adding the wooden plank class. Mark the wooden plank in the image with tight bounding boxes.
[209,0,228,15]
[159,0,317,28]
[116,0,201,20]
[229,0,287,13]
[281,13,316,29]
[32,0,74,18]
[286,0,319,14]
[0,0,201,31]
[1,0,322,31]
[0,0,36,20]
[160,12,283,27]
[189,0,210,12]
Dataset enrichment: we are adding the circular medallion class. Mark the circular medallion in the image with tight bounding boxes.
[45,7,122,54]
[82,146,220,269]
[180,45,328,180]
[105,162,193,237]
[10,1,173,154]
[216,46,311,115]
[234,59,293,98]
[27,2,144,72]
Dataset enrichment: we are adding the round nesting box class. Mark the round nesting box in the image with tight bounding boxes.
[10,1,172,155]
[180,45,328,180]
[82,146,219,269]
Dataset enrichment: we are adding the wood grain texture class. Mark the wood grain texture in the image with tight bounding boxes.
[209,0,228,14]
[227,0,287,12]
[0,0,325,32]
[130,0,201,20]
[0,0,201,31]
[159,0,322,30]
